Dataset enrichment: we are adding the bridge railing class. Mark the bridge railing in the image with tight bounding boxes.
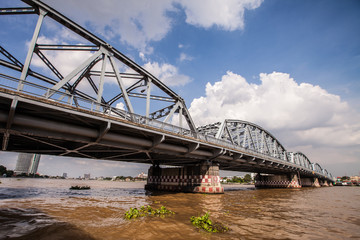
[0,74,331,179]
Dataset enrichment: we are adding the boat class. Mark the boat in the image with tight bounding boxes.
[69,185,91,190]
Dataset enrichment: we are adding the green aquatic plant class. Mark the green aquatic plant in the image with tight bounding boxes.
[124,205,174,220]
[190,212,229,233]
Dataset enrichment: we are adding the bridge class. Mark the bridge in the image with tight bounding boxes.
[0,0,333,193]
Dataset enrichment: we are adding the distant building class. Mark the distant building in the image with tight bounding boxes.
[14,153,41,175]
[137,172,148,179]
[84,173,90,179]
[62,173,68,178]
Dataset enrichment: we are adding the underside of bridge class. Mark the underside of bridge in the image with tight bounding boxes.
[0,87,332,178]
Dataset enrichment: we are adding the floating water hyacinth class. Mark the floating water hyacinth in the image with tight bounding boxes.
[190,212,229,233]
[124,205,175,220]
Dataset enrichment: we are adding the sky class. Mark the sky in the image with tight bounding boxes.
[0,0,359,178]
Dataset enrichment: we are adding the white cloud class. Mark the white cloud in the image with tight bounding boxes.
[143,61,191,86]
[44,0,263,51]
[45,0,175,52]
[178,0,263,30]
[189,71,360,151]
[115,102,125,110]
[139,52,147,62]
[179,52,193,62]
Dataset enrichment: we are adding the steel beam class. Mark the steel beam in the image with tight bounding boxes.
[18,8,47,91]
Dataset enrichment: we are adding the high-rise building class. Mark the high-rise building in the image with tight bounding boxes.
[14,153,41,175]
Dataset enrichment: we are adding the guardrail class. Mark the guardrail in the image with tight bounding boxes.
[0,74,332,179]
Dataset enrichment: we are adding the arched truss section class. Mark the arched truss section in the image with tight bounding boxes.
[197,119,289,161]
[291,152,312,169]
[198,119,332,178]
[0,0,196,131]
[314,163,323,174]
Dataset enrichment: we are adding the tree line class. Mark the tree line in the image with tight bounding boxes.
[223,174,252,183]
[0,165,14,177]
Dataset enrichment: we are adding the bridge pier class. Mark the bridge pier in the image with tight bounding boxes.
[145,162,224,194]
[301,177,321,187]
[255,173,301,188]
[320,179,329,187]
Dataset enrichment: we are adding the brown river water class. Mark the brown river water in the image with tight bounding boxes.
[0,178,359,240]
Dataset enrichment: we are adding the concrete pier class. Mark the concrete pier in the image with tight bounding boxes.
[145,162,224,194]
[320,180,329,187]
[255,173,301,188]
[301,177,321,187]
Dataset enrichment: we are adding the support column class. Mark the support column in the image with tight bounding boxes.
[255,173,301,188]
[320,180,329,187]
[301,177,321,187]
[145,162,224,194]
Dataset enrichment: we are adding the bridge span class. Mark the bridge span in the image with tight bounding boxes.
[0,0,333,193]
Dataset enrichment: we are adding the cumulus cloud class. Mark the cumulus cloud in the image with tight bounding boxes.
[143,61,191,86]
[45,0,174,52]
[189,71,360,150]
[115,102,125,110]
[44,0,263,51]
[178,0,263,30]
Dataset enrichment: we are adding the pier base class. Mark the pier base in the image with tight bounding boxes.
[301,177,321,187]
[320,180,329,187]
[255,173,301,188]
[145,162,224,194]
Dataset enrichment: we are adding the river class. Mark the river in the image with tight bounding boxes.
[0,178,359,239]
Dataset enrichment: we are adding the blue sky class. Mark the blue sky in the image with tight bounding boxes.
[0,0,359,178]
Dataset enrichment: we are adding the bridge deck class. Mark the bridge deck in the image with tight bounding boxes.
[0,87,331,180]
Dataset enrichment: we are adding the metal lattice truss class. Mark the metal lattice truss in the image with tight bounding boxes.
[197,119,330,177]
[0,0,196,132]
[198,119,289,160]
[0,1,333,180]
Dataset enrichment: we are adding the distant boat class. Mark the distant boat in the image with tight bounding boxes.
[69,185,91,190]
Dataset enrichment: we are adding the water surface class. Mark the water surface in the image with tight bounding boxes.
[0,178,359,239]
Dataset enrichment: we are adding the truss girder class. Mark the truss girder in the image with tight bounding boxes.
[0,0,196,131]
[198,119,288,160]
[197,119,332,179]
[0,1,332,180]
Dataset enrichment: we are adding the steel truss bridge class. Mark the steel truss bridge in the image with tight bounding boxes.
[0,0,333,182]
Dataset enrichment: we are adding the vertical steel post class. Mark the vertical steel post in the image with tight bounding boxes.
[18,9,47,91]
[242,126,247,148]
[179,107,183,132]
[96,54,106,110]
[260,131,265,153]
[145,77,151,120]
